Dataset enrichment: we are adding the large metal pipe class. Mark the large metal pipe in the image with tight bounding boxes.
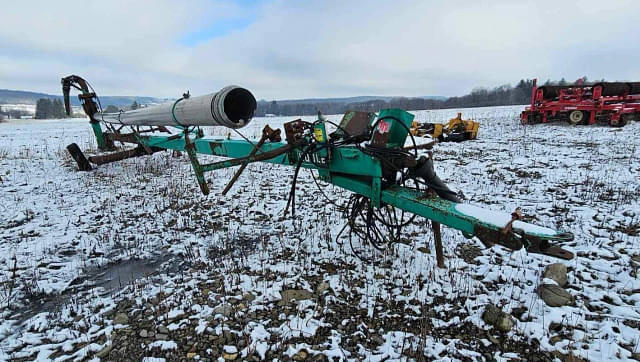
[97,86,256,128]
[628,82,640,95]
[593,82,630,97]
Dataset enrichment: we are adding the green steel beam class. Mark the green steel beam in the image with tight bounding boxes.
[136,132,571,248]
[90,122,107,150]
[141,135,383,177]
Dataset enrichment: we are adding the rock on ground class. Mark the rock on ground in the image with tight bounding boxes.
[543,263,568,287]
[538,284,575,307]
[482,304,515,332]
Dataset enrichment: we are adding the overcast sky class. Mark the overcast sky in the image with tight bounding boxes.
[1,0,639,100]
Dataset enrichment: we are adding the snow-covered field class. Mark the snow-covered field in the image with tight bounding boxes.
[0,104,85,118]
[0,104,35,115]
[0,106,639,361]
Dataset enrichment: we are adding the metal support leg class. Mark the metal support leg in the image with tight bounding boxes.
[184,135,210,195]
[222,132,269,195]
[432,221,445,268]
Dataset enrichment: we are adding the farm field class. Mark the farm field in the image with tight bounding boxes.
[1,105,639,361]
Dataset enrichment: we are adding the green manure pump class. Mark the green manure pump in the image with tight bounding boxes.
[62,75,574,267]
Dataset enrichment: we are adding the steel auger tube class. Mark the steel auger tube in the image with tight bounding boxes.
[97,86,257,128]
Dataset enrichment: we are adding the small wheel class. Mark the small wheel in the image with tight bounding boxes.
[568,110,585,125]
[617,114,631,127]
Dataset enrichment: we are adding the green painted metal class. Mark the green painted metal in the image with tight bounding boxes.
[377,108,415,148]
[124,113,572,251]
[140,135,383,177]
[141,136,559,240]
[137,131,566,241]
[382,186,475,233]
[90,122,107,150]
[73,92,575,261]
[328,174,570,249]
[328,174,474,233]
[184,138,209,195]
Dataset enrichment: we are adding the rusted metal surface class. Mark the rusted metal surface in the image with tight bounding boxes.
[500,208,523,235]
[61,75,97,119]
[370,121,390,147]
[61,75,112,150]
[336,111,375,140]
[432,221,444,268]
[525,235,575,260]
[208,141,223,153]
[222,125,281,195]
[88,146,162,165]
[474,224,523,251]
[403,141,435,151]
[105,132,139,144]
[473,223,574,260]
[284,119,307,145]
[203,144,294,171]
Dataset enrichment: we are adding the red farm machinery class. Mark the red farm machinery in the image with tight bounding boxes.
[521,79,640,127]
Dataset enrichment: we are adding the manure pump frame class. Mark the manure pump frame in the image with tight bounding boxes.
[62,75,575,267]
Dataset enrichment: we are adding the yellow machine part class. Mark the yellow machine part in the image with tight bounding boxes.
[444,113,479,140]
[432,123,444,138]
[410,113,479,140]
[464,120,479,140]
[410,121,420,136]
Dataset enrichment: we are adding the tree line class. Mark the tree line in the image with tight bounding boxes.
[34,98,66,119]
[28,79,594,119]
[255,78,592,116]
[33,98,140,119]
[104,100,139,113]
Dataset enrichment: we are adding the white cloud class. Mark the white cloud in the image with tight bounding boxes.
[1,0,639,99]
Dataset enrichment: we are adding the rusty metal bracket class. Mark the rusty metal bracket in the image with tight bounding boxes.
[523,233,575,260]
[87,146,164,165]
[222,125,281,195]
[432,221,445,268]
[501,208,523,235]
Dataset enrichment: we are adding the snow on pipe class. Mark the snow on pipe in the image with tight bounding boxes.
[97,86,257,128]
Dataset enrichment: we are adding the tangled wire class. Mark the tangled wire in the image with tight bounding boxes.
[283,115,425,262]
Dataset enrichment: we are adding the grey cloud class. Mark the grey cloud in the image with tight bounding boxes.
[1,0,639,99]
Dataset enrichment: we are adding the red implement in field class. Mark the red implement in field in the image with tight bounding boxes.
[521,79,640,127]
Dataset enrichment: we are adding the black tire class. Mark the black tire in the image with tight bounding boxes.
[66,143,92,171]
[448,133,465,142]
[616,114,632,127]
[568,110,585,125]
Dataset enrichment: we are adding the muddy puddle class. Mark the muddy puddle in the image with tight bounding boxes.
[15,255,185,323]
[92,257,171,294]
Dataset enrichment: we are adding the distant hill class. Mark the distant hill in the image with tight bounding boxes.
[3,82,538,118]
[1,88,446,109]
[0,89,163,108]
[270,95,447,105]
